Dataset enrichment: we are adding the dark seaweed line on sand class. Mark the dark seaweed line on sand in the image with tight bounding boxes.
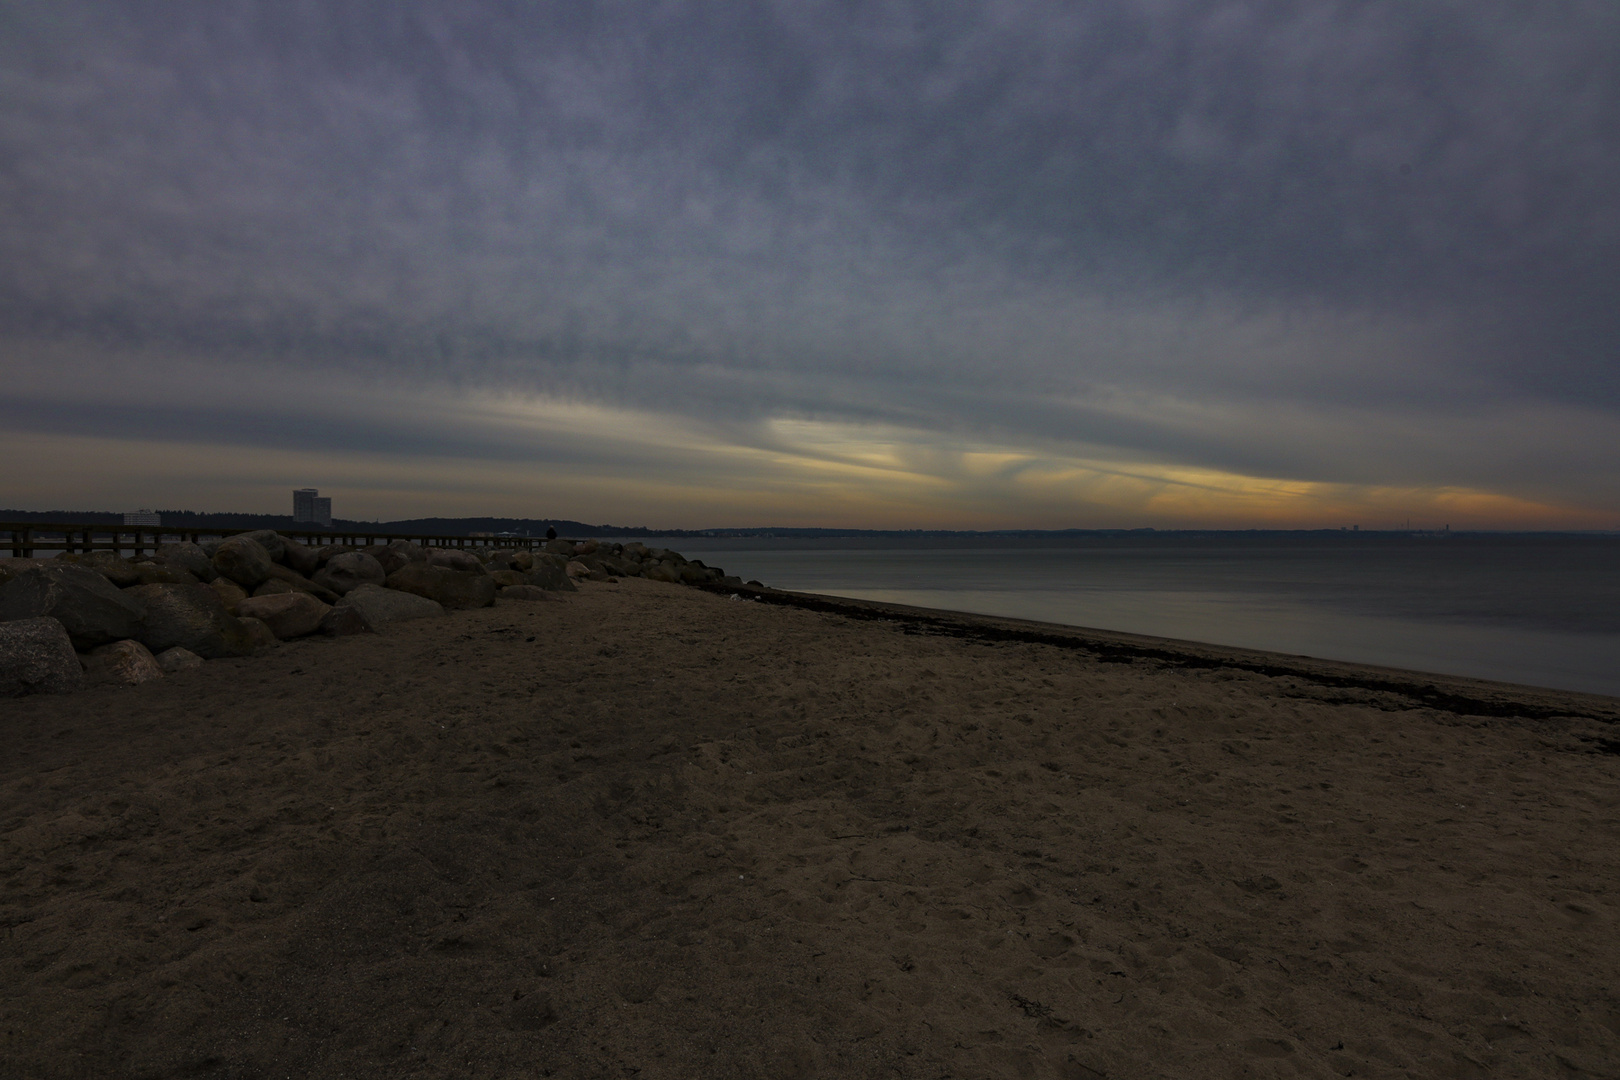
[704,583,1620,733]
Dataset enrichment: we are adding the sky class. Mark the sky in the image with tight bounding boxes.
[3,1,1618,530]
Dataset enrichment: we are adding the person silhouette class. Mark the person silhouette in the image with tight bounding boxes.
[545,526,557,540]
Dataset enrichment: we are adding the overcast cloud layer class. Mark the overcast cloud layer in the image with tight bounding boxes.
[3,1,1618,527]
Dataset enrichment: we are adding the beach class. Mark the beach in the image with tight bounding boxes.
[3,576,1618,1079]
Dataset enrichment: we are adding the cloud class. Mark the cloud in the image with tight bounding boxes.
[1,1,1616,525]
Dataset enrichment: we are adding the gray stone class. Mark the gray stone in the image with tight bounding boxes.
[0,558,53,587]
[0,617,85,696]
[384,563,497,610]
[262,563,340,603]
[130,583,255,659]
[642,562,681,584]
[84,639,165,686]
[426,548,487,574]
[236,592,331,639]
[337,583,445,625]
[544,539,574,556]
[155,646,204,673]
[364,542,420,576]
[320,604,372,636]
[314,545,356,566]
[131,561,198,586]
[499,584,564,602]
[313,551,387,596]
[279,536,320,576]
[0,564,146,650]
[209,577,249,614]
[235,529,287,563]
[212,536,275,589]
[524,561,576,591]
[60,551,142,587]
[236,616,280,650]
[150,541,217,583]
[489,569,527,588]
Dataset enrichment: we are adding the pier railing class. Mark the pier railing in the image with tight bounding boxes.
[1,522,556,559]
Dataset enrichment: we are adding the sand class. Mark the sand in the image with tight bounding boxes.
[2,576,1618,1079]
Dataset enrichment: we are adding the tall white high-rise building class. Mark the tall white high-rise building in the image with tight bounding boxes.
[311,496,332,527]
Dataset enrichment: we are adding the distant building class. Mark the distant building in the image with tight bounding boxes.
[293,488,333,527]
[123,509,161,527]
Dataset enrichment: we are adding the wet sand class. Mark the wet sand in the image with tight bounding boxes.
[3,576,1618,1079]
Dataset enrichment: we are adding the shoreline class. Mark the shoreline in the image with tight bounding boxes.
[4,576,1617,1078]
[716,581,1620,725]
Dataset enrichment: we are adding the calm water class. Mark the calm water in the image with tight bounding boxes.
[657,534,1620,698]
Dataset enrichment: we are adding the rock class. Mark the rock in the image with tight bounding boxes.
[236,616,280,650]
[573,539,599,556]
[235,529,287,563]
[489,569,527,588]
[0,564,146,650]
[364,542,420,576]
[60,551,142,587]
[510,551,535,572]
[314,545,356,566]
[0,617,85,696]
[262,563,340,603]
[131,561,198,586]
[319,604,372,636]
[313,552,387,596]
[642,561,681,584]
[499,584,564,602]
[150,541,217,583]
[209,577,249,614]
[426,548,486,574]
[337,583,445,625]
[679,562,720,585]
[155,646,204,673]
[524,559,576,592]
[279,536,320,576]
[212,536,275,589]
[236,592,331,639]
[384,564,497,610]
[130,583,255,659]
[566,560,592,580]
[621,542,650,560]
[83,639,165,686]
[0,559,53,587]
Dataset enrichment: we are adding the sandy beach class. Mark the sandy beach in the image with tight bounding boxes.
[3,575,1618,1080]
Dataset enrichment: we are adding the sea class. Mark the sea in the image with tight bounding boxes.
[653,533,1620,698]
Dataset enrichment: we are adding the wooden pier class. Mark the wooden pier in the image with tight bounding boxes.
[1,522,555,560]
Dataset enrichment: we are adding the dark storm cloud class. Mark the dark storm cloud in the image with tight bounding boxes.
[2,0,1617,508]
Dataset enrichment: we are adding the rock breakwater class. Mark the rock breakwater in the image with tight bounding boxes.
[0,532,743,696]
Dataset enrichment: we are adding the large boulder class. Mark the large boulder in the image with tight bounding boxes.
[0,559,53,586]
[279,536,320,576]
[212,536,275,589]
[384,564,497,610]
[236,617,280,650]
[426,548,486,574]
[489,569,527,588]
[130,561,198,586]
[236,592,330,641]
[235,529,287,563]
[83,639,165,686]
[337,583,445,626]
[314,545,356,566]
[236,592,331,639]
[642,561,681,584]
[60,551,142,587]
[0,564,146,650]
[130,583,255,659]
[155,647,204,673]
[367,540,426,576]
[209,577,249,614]
[544,538,574,556]
[0,617,84,697]
[313,552,386,596]
[524,561,576,592]
[150,541,217,583]
[261,563,340,603]
[320,604,372,636]
[509,550,535,572]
